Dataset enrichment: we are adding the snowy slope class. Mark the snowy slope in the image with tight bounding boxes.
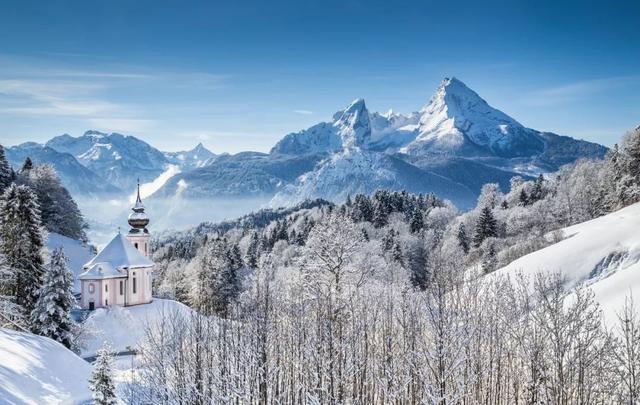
[46,233,95,293]
[270,148,477,208]
[493,203,640,323]
[81,298,192,356]
[0,328,92,404]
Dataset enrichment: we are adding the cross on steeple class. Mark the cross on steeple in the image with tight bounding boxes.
[136,178,142,204]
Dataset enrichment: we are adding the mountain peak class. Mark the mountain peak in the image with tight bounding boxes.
[334,98,371,148]
[83,130,108,138]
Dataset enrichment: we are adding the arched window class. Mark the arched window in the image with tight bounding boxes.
[135,242,139,249]
[88,283,95,294]
[133,272,137,294]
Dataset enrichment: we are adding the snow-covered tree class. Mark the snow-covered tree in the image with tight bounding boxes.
[456,222,470,254]
[89,345,117,405]
[25,165,87,241]
[614,296,640,403]
[0,144,12,194]
[0,184,45,316]
[30,247,76,348]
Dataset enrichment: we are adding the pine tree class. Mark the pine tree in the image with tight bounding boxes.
[457,223,469,254]
[529,174,545,202]
[246,231,260,268]
[29,248,76,348]
[20,157,33,173]
[0,184,45,316]
[373,194,390,228]
[473,206,498,248]
[409,209,424,234]
[351,194,373,223]
[0,144,11,194]
[624,126,640,182]
[89,345,117,405]
[518,189,529,206]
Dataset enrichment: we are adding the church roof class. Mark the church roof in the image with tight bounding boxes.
[79,262,126,280]
[84,233,153,270]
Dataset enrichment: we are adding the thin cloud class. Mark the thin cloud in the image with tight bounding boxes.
[525,76,640,106]
[293,109,313,115]
[87,118,156,134]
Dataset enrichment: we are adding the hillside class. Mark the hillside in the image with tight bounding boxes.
[80,298,192,356]
[0,328,92,404]
[493,202,640,323]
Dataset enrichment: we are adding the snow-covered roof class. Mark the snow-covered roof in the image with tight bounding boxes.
[78,262,125,280]
[84,233,153,270]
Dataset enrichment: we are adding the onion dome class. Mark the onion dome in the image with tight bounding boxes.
[128,180,149,233]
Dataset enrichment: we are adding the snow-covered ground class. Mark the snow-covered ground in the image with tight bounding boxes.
[493,202,640,323]
[0,328,92,405]
[46,232,95,293]
[80,298,192,357]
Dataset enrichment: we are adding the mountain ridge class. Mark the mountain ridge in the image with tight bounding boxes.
[4,77,608,210]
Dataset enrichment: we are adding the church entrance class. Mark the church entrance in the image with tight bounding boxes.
[88,302,95,310]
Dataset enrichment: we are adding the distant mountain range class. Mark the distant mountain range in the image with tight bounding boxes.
[4,77,607,209]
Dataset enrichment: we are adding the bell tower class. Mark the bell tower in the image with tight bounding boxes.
[126,180,151,258]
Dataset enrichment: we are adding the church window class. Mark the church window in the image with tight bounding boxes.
[119,281,124,295]
[135,242,139,249]
[105,284,108,292]
[88,283,95,294]
[133,277,137,294]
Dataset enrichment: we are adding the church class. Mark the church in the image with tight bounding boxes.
[78,184,154,310]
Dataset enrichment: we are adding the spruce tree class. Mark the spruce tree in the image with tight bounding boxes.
[30,248,76,348]
[529,174,545,202]
[0,144,11,194]
[624,126,640,182]
[89,345,117,405]
[473,206,498,248]
[409,209,424,233]
[518,189,529,206]
[0,184,45,316]
[457,223,470,254]
[246,231,260,268]
[20,157,33,173]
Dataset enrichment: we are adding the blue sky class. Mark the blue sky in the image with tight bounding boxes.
[0,0,638,152]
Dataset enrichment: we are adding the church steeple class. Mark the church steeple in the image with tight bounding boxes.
[128,179,149,233]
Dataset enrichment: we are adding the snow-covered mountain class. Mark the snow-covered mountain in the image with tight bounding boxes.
[270,148,482,208]
[5,142,121,195]
[5,77,607,210]
[402,77,546,157]
[492,202,640,324]
[266,78,605,208]
[46,130,170,190]
[163,142,217,170]
[156,151,323,198]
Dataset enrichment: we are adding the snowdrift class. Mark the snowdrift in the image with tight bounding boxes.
[81,298,192,356]
[493,202,640,323]
[0,328,92,405]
